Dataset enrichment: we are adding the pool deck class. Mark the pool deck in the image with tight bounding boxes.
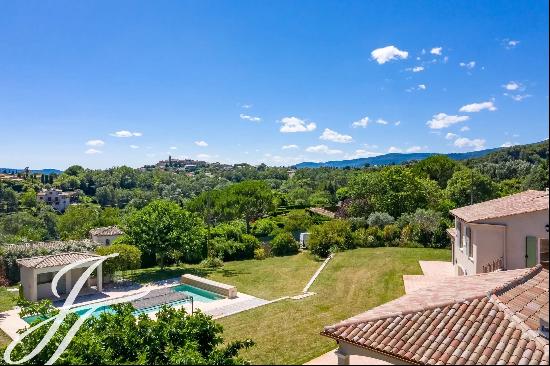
[0,278,267,341]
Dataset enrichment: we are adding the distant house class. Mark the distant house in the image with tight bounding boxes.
[448,190,549,275]
[321,266,549,365]
[89,226,124,245]
[36,188,71,212]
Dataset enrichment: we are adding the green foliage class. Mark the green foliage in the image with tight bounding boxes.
[522,162,549,190]
[0,184,18,213]
[411,155,463,188]
[210,237,257,261]
[251,217,278,237]
[200,256,224,268]
[397,209,449,248]
[224,180,275,233]
[352,228,379,248]
[308,219,353,257]
[445,169,498,207]
[270,232,299,256]
[308,191,332,206]
[349,166,442,218]
[282,210,313,233]
[3,302,253,365]
[96,244,142,275]
[124,200,206,268]
[366,212,395,227]
[253,247,267,260]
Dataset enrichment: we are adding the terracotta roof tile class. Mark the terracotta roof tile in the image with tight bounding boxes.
[89,225,124,236]
[16,252,101,268]
[322,266,549,365]
[450,190,548,222]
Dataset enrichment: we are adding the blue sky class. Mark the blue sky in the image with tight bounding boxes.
[0,0,548,169]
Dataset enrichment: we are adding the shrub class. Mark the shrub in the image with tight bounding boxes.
[96,244,142,276]
[348,217,368,231]
[308,219,353,258]
[252,218,278,237]
[211,220,246,241]
[282,210,313,233]
[200,256,224,268]
[353,228,379,248]
[254,248,267,260]
[210,236,257,261]
[270,232,299,256]
[382,224,400,244]
[367,212,395,227]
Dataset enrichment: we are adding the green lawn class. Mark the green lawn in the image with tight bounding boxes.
[216,247,451,365]
[0,286,18,347]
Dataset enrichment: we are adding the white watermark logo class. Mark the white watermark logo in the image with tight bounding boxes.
[4,253,150,365]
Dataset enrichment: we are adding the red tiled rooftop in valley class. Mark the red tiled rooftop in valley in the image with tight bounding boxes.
[450,189,549,223]
[16,252,100,269]
[322,266,549,365]
[89,226,124,236]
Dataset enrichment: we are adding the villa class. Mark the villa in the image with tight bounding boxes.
[447,190,549,276]
[89,226,124,245]
[321,265,549,365]
[36,188,72,212]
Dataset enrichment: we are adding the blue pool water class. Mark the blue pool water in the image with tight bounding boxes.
[23,284,223,324]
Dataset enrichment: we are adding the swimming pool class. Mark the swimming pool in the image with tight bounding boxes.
[22,284,223,324]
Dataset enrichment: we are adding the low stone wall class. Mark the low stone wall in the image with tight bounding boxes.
[180,274,237,299]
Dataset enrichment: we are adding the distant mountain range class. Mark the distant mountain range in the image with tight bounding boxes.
[293,147,500,169]
[0,168,63,175]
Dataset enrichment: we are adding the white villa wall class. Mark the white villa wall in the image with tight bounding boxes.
[91,234,120,245]
[470,223,506,273]
[480,210,549,270]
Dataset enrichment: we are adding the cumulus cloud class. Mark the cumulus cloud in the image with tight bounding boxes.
[407,66,424,72]
[282,144,299,150]
[406,146,422,153]
[130,145,139,149]
[240,113,261,122]
[394,121,401,126]
[279,116,316,133]
[430,47,443,56]
[445,132,459,140]
[454,137,486,150]
[241,104,253,109]
[169,146,177,150]
[459,61,476,69]
[85,148,102,154]
[371,45,408,64]
[426,113,470,129]
[459,101,497,113]
[460,126,470,132]
[352,116,370,128]
[86,139,105,147]
[320,128,353,143]
[418,84,427,90]
[305,145,343,155]
[376,119,389,125]
[501,142,517,147]
[502,39,520,49]
[345,149,382,159]
[110,130,142,138]
[388,146,403,153]
[195,140,208,147]
[503,81,521,91]
[504,93,531,102]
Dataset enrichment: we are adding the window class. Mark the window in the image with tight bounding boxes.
[466,226,472,258]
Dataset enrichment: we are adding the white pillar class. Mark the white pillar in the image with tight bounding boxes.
[335,350,350,365]
[31,270,38,302]
[97,263,103,292]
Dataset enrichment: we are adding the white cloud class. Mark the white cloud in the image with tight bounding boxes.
[504,93,531,101]
[503,81,521,91]
[130,145,139,149]
[394,121,401,126]
[241,104,253,109]
[501,141,518,147]
[85,148,102,154]
[86,139,105,147]
[426,113,470,129]
[388,146,403,153]
[445,132,458,140]
[169,146,177,150]
[454,137,486,150]
[240,113,261,122]
[305,145,343,155]
[430,47,442,56]
[110,130,142,138]
[459,101,497,113]
[282,144,299,150]
[503,39,520,49]
[376,119,389,125]
[460,126,470,132]
[371,45,408,64]
[195,140,208,147]
[459,61,476,69]
[408,66,424,72]
[320,128,353,143]
[345,149,382,159]
[418,84,426,90]
[352,116,370,128]
[364,143,379,149]
[279,116,316,133]
[406,146,422,153]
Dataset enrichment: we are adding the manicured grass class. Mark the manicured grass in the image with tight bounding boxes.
[125,252,322,300]
[0,286,18,312]
[0,329,10,348]
[217,247,451,365]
